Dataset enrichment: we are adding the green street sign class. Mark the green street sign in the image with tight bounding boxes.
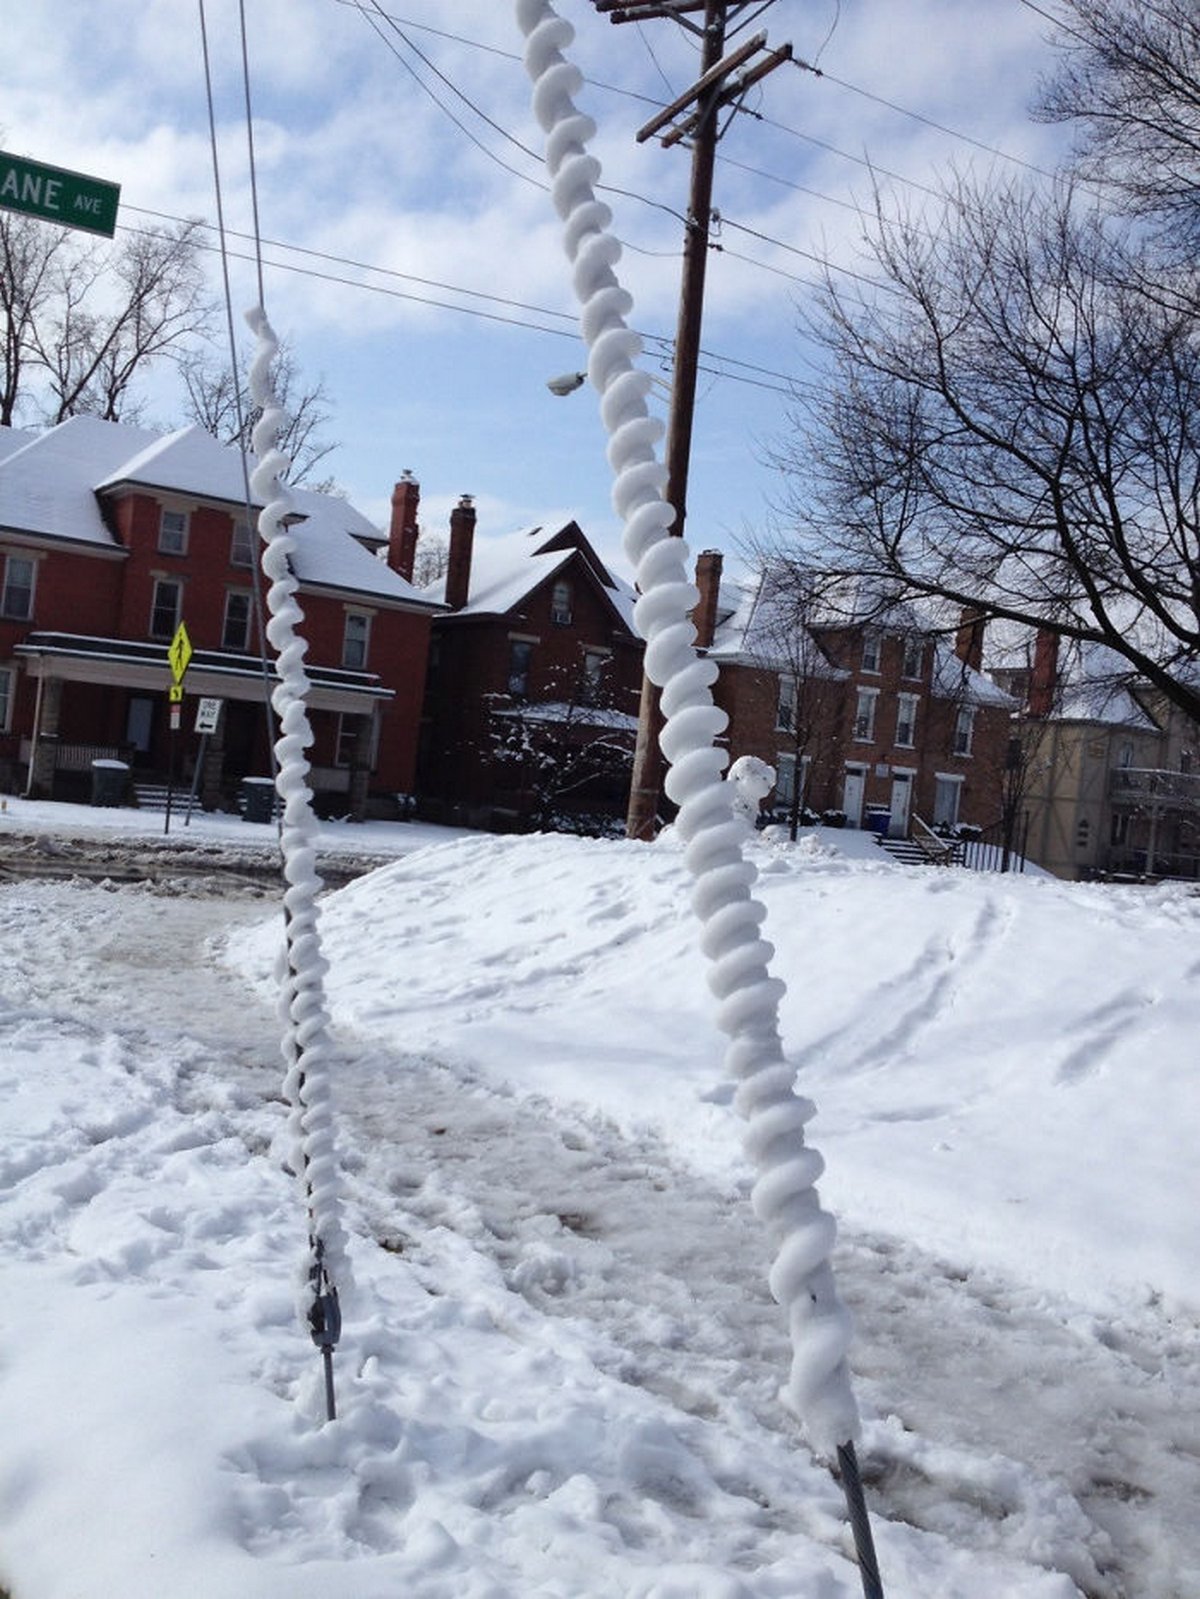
[0,151,120,238]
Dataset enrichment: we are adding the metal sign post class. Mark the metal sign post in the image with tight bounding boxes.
[184,698,223,826]
[164,623,192,836]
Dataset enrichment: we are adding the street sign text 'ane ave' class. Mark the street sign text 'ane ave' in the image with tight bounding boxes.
[0,151,120,238]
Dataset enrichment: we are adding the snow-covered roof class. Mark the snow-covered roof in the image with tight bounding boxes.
[0,416,161,546]
[0,424,39,464]
[708,566,1012,706]
[422,522,638,630]
[931,642,1018,709]
[0,415,437,608]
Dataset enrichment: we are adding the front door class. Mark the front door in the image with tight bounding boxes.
[125,694,156,768]
[842,766,865,827]
[889,770,913,837]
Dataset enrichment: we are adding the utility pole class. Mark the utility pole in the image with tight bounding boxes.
[591,1,792,839]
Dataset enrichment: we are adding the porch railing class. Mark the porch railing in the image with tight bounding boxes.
[1109,767,1200,808]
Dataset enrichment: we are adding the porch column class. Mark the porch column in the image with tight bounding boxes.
[28,677,63,799]
[348,715,373,821]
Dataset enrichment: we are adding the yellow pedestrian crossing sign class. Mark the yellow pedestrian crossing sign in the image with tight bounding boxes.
[168,621,192,684]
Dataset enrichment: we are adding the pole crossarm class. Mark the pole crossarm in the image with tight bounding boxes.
[636,31,768,142]
[593,1,709,26]
[661,43,793,147]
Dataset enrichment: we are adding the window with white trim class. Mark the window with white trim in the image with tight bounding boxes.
[853,687,878,741]
[336,714,358,767]
[901,636,923,678]
[953,705,976,755]
[0,664,13,731]
[159,508,189,555]
[776,673,797,732]
[580,649,606,705]
[222,590,253,652]
[895,692,919,747]
[230,520,255,567]
[342,611,370,670]
[861,634,880,672]
[551,579,573,625]
[1,554,35,620]
[149,578,182,640]
[507,639,532,699]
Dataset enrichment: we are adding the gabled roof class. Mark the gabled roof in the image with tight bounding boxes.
[710,564,1015,708]
[0,415,438,609]
[422,521,638,632]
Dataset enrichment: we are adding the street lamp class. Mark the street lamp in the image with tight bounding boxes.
[545,370,587,396]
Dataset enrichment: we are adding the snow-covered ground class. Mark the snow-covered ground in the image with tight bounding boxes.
[1,798,1197,1598]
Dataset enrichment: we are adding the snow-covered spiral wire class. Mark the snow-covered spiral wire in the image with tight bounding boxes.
[515,0,860,1455]
[246,305,348,1357]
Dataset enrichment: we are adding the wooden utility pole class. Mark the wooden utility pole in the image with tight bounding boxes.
[592,1,791,839]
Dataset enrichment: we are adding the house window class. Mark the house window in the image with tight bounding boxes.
[895,693,919,747]
[776,674,797,732]
[580,649,606,706]
[551,580,573,625]
[0,665,13,731]
[342,612,370,669]
[336,714,358,768]
[508,639,533,699]
[901,637,923,678]
[861,634,880,672]
[1,554,35,620]
[149,578,182,640]
[933,774,962,828]
[159,508,189,555]
[953,706,976,756]
[775,752,797,808]
[853,687,878,741]
[231,520,255,567]
[222,590,253,652]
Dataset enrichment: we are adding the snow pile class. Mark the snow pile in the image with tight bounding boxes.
[0,825,1197,1596]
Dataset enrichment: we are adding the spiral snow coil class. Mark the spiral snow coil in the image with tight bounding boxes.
[515,0,859,1453]
[246,305,348,1319]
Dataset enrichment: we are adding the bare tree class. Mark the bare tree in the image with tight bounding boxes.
[0,211,71,425]
[180,338,338,488]
[39,221,210,422]
[777,172,1200,724]
[486,658,636,834]
[1035,0,1200,259]
[410,533,449,589]
[0,212,211,426]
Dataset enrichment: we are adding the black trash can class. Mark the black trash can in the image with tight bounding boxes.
[90,759,129,808]
[240,776,276,823]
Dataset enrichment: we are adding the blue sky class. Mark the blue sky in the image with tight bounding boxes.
[3,0,1068,578]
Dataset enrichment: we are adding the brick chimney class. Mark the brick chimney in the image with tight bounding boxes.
[954,606,985,672]
[692,549,723,649]
[1028,627,1059,717]
[388,470,420,580]
[445,494,476,611]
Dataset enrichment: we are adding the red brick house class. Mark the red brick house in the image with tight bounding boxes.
[0,416,442,816]
[399,485,644,830]
[696,554,1017,837]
